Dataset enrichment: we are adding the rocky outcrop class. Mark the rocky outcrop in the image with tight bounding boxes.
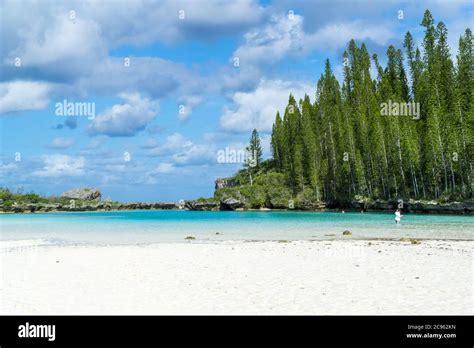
[12,203,26,213]
[62,188,101,200]
[220,196,245,210]
[296,200,326,210]
[365,200,393,211]
[116,202,178,210]
[184,200,220,211]
[266,198,290,209]
[350,196,371,211]
[348,198,473,214]
[215,177,239,190]
[0,201,179,213]
[154,203,177,210]
[41,204,63,212]
[404,200,470,214]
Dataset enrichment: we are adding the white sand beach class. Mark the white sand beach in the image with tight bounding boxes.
[1,239,472,315]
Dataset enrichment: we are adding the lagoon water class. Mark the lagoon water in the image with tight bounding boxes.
[0,210,473,246]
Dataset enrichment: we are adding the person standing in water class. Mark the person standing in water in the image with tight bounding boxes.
[395,209,402,224]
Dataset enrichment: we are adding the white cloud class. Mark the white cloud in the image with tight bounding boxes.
[33,155,85,177]
[73,56,211,122]
[220,79,313,132]
[1,2,229,116]
[307,21,394,50]
[143,162,179,185]
[172,143,215,165]
[177,95,202,120]
[223,14,395,95]
[2,0,261,56]
[232,14,395,67]
[0,81,51,113]
[84,137,107,150]
[233,14,306,65]
[148,133,216,165]
[77,57,199,100]
[84,0,264,45]
[149,133,193,156]
[47,137,75,149]
[9,14,105,68]
[2,0,262,59]
[88,93,159,137]
[155,163,175,174]
[0,162,18,172]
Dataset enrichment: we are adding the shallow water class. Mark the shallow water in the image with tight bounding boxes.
[0,210,473,246]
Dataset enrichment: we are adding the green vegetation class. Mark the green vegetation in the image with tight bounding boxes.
[214,169,323,209]
[1,188,48,211]
[194,197,219,204]
[218,10,473,207]
[245,129,264,170]
[0,187,99,211]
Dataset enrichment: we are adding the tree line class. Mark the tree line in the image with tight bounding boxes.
[269,10,473,203]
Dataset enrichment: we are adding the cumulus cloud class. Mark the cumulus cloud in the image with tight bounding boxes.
[88,93,159,137]
[0,2,223,116]
[0,1,399,124]
[223,13,395,94]
[148,133,216,165]
[308,21,394,50]
[172,143,215,165]
[233,14,395,67]
[233,14,306,66]
[76,57,199,100]
[3,0,262,56]
[9,14,105,67]
[33,154,85,177]
[220,79,313,132]
[148,133,192,156]
[84,0,264,45]
[47,137,75,149]
[0,81,51,113]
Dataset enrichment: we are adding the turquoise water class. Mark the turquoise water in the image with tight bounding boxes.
[0,210,473,245]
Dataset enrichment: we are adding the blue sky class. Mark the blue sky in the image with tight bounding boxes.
[0,0,472,202]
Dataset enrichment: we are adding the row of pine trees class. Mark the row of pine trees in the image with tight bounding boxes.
[270,10,473,203]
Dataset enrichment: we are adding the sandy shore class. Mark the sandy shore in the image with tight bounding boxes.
[1,239,472,315]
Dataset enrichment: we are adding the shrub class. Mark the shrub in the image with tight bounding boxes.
[0,188,13,202]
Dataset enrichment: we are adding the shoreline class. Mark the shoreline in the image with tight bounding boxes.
[1,207,473,215]
[1,239,472,315]
[2,236,474,248]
